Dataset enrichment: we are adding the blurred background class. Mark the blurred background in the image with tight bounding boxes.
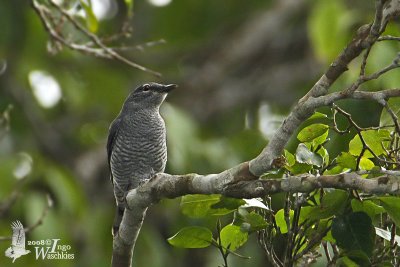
[0,0,399,266]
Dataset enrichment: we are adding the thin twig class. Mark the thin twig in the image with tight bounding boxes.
[383,101,400,134]
[293,226,331,261]
[360,45,373,77]
[216,219,229,267]
[101,39,167,52]
[370,0,386,37]
[378,35,400,41]
[332,104,400,167]
[31,0,161,76]
[283,193,293,266]
[344,54,400,95]
[322,241,331,263]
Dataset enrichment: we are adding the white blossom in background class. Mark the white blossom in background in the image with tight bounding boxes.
[69,0,117,21]
[258,103,285,139]
[87,0,117,20]
[13,152,33,180]
[148,0,172,7]
[28,70,62,108]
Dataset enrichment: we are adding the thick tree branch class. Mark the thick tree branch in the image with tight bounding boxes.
[112,168,400,265]
[132,170,400,210]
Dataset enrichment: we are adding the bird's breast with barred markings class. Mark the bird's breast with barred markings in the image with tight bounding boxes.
[110,111,167,189]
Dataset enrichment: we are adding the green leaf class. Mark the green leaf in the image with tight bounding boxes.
[331,212,375,257]
[317,146,329,166]
[168,226,212,248]
[351,199,385,219]
[211,196,246,211]
[349,130,390,158]
[336,256,361,267]
[297,123,329,143]
[313,131,329,147]
[344,250,372,266]
[359,157,375,171]
[295,143,323,167]
[286,162,312,174]
[242,212,268,232]
[260,168,285,179]
[181,194,219,217]
[379,196,400,225]
[220,224,248,252]
[79,0,98,33]
[316,219,333,242]
[323,165,345,175]
[336,152,357,170]
[181,194,241,218]
[275,209,294,234]
[349,134,364,157]
[309,190,348,220]
[284,150,295,166]
[323,228,335,243]
[298,206,314,224]
[363,130,390,155]
[235,210,268,233]
[308,112,329,120]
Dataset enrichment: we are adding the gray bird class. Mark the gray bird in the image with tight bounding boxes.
[107,82,176,236]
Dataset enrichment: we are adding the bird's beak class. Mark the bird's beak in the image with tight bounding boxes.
[161,84,178,93]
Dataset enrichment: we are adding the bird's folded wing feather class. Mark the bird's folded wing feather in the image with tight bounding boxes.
[107,117,121,183]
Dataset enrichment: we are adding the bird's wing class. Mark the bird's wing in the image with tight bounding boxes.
[107,117,121,183]
[10,221,25,248]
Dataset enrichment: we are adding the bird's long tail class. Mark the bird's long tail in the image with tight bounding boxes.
[113,205,124,237]
[112,181,130,237]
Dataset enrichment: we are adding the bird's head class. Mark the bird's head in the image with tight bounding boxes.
[124,82,177,110]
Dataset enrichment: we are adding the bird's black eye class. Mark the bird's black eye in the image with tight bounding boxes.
[142,84,150,91]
